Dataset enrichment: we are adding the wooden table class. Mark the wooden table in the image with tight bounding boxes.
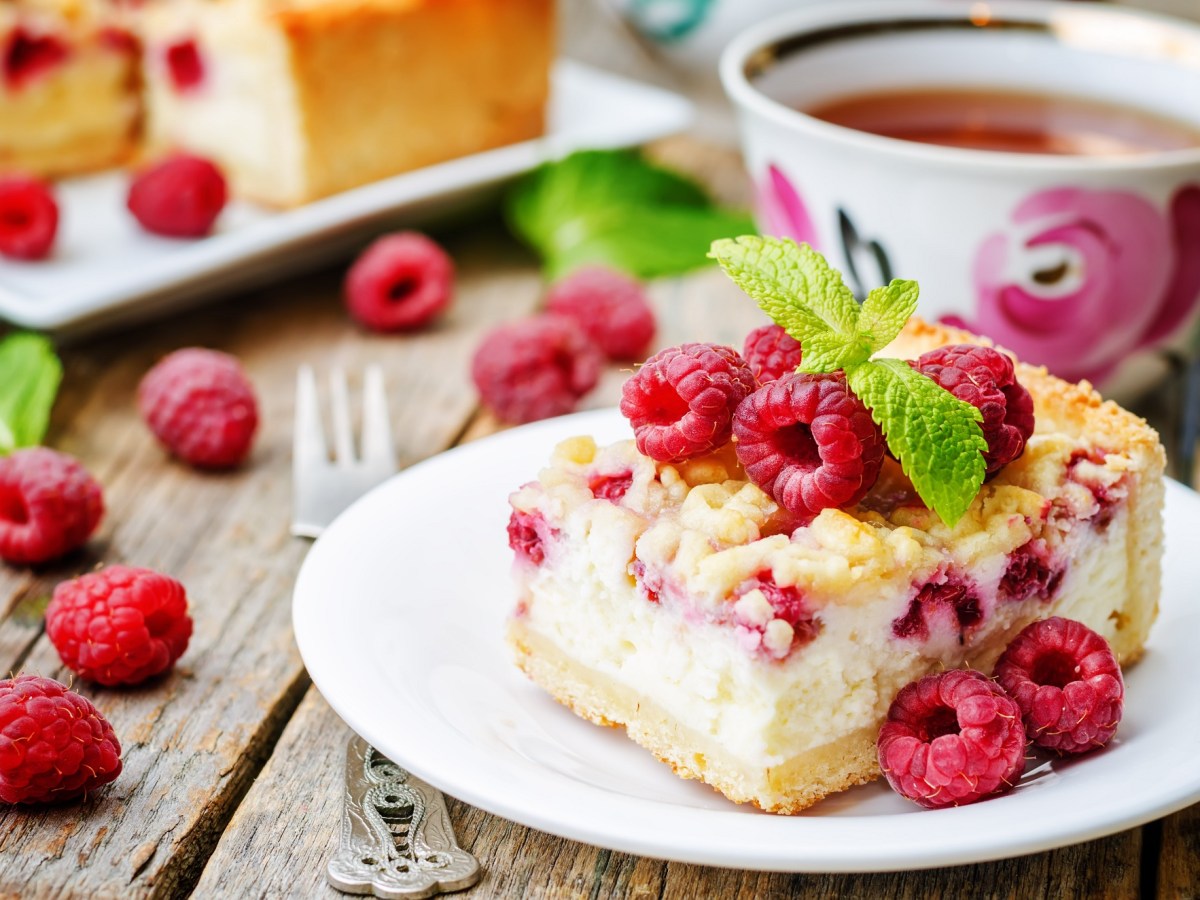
[3,3,1199,897]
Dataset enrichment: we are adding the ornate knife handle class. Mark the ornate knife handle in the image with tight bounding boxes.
[327,735,481,899]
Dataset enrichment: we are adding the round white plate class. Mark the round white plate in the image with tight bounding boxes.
[293,408,1200,872]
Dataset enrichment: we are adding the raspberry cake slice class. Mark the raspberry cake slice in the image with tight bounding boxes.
[505,319,1164,813]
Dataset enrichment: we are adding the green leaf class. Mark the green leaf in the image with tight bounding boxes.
[845,358,987,527]
[505,149,752,278]
[860,279,919,353]
[796,332,874,374]
[709,236,862,346]
[0,333,62,455]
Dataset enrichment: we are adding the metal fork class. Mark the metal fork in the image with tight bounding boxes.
[291,365,396,538]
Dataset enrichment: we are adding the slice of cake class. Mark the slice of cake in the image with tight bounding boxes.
[138,0,555,206]
[0,0,140,178]
[505,317,1164,813]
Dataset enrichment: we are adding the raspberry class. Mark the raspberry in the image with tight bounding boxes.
[127,154,227,238]
[732,372,885,518]
[589,470,633,502]
[0,675,121,805]
[507,510,556,566]
[46,566,192,686]
[994,617,1124,755]
[138,348,259,468]
[164,38,204,92]
[915,344,1035,474]
[998,540,1064,604]
[344,232,454,332]
[892,572,983,642]
[620,343,756,462]
[878,669,1026,809]
[742,324,803,384]
[0,175,59,260]
[545,266,656,361]
[472,315,601,424]
[0,448,104,566]
[3,29,69,90]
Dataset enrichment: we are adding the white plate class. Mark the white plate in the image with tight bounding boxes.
[293,408,1200,872]
[0,62,692,335]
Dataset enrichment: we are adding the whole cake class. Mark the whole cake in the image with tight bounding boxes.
[505,241,1164,813]
[138,0,555,206]
[0,0,140,178]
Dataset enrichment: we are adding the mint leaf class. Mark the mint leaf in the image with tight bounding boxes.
[710,236,862,344]
[845,358,987,527]
[0,333,62,455]
[860,280,919,352]
[506,150,754,278]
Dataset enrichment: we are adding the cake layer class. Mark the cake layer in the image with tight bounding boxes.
[507,319,1165,813]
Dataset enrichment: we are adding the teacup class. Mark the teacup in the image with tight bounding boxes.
[720,0,1200,393]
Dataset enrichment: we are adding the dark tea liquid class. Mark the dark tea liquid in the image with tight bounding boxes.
[806,88,1200,155]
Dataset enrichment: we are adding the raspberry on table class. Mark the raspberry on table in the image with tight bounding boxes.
[878,669,1027,808]
[127,154,227,238]
[620,342,756,462]
[742,324,803,384]
[544,266,656,361]
[0,448,104,566]
[733,372,885,518]
[915,344,1035,474]
[344,232,454,332]
[472,315,602,424]
[0,175,59,260]
[0,675,122,805]
[994,616,1124,755]
[46,565,193,686]
[138,347,259,468]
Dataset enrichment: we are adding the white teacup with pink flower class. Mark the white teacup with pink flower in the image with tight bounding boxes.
[723,0,1200,393]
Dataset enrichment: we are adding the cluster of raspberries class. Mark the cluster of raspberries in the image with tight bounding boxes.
[0,156,228,261]
[471,266,658,424]
[618,324,1036,519]
[879,617,1125,808]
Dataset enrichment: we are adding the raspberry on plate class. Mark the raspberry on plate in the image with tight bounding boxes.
[733,372,885,518]
[138,347,259,469]
[344,232,455,332]
[0,448,104,566]
[878,669,1027,809]
[994,616,1124,755]
[0,675,122,805]
[545,266,656,361]
[915,344,1035,474]
[742,323,802,384]
[127,154,227,238]
[0,175,59,260]
[46,565,193,686]
[620,342,756,463]
[472,314,602,424]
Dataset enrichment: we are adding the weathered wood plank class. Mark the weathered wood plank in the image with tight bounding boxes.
[0,227,545,899]
[1158,804,1200,899]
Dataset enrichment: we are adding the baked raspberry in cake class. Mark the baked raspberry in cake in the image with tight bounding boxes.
[0,0,140,178]
[505,318,1164,813]
[138,0,554,206]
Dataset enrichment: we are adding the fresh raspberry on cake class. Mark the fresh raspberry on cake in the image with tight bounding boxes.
[344,232,454,332]
[472,315,602,424]
[0,675,122,805]
[742,324,802,384]
[127,154,227,238]
[915,344,1035,474]
[0,175,58,260]
[46,565,193,686]
[878,669,1026,808]
[545,266,656,361]
[620,342,756,462]
[733,372,885,518]
[994,616,1124,755]
[138,347,259,468]
[0,448,104,566]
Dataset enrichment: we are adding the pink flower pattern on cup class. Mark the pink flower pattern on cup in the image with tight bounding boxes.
[757,164,819,249]
[969,185,1200,385]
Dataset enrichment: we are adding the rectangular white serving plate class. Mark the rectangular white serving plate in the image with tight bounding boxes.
[0,61,692,335]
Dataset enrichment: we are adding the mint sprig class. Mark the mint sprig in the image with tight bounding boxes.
[506,150,756,279]
[710,236,987,527]
[0,333,62,455]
